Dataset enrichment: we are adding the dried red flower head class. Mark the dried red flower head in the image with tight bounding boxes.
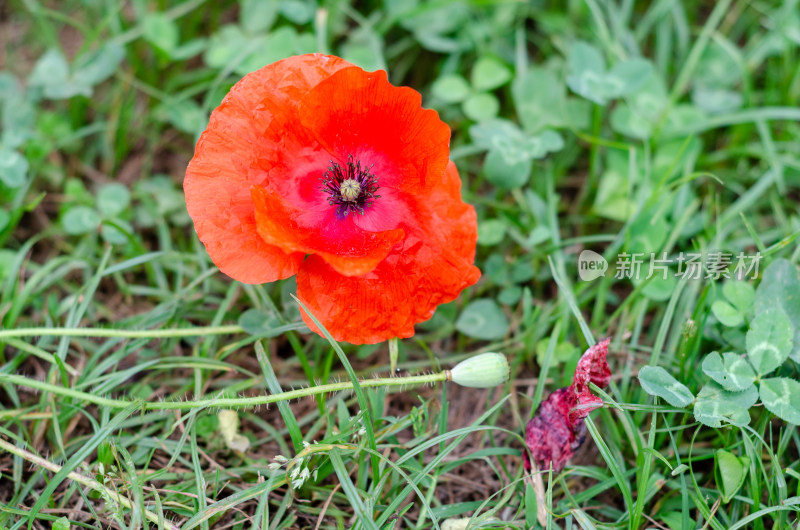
[184,54,480,344]
[524,338,612,472]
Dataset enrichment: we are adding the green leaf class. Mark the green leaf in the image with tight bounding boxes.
[0,209,10,232]
[279,0,314,24]
[483,149,531,189]
[431,74,471,104]
[470,120,563,165]
[53,516,70,530]
[62,206,100,235]
[170,38,207,61]
[97,183,131,217]
[204,25,248,68]
[715,449,749,503]
[455,299,510,340]
[605,58,653,96]
[712,300,744,327]
[238,308,282,337]
[698,381,758,408]
[471,56,512,91]
[240,0,278,33]
[399,3,469,53]
[0,149,29,188]
[637,366,694,407]
[565,41,653,105]
[28,49,69,87]
[702,352,756,391]
[693,382,756,428]
[610,104,653,139]
[693,400,750,428]
[746,306,793,375]
[759,377,800,425]
[73,43,125,86]
[535,339,578,365]
[340,25,386,72]
[157,99,206,135]
[463,93,499,122]
[593,165,635,222]
[497,286,522,306]
[142,12,179,54]
[234,27,299,75]
[755,258,800,362]
[512,66,570,133]
[28,49,91,99]
[526,130,564,159]
[477,218,506,246]
[641,275,678,302]
[100,219,134,245]
[565,41,610,105]
[692,86,743,113]
[723,280,755,316]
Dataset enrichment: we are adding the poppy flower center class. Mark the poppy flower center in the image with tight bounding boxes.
[320,155,381,218]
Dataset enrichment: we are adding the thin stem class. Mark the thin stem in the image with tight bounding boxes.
[389,337,400,374]
[0,437,179,530]
[0,322,305,340]
[0,371,450,411]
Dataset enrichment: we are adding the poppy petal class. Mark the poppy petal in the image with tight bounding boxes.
[295,162,480,344]
[524,339,612,472]
[298,67,451,191]
[251,185,405,276]
[184,54,351,283]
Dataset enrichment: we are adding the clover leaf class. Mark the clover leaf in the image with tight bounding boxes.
[701,352,756,392]
[566,41,653,105]
[28,44,124,100]
[712,300,745,327]
[470,120,564,164]
[431,75,471,104]
[513,66,574,133]
[455,299,510,341]
[745,306,793,375]
[754,258,800,362]
[0,149,29,188]
[759,377,800,425]
[62,206,101,236]
[471,56,512,92]
[638,366,694,408]
[693,382,757,428]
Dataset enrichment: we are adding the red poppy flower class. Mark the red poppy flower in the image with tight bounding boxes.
[523,338,612,472]
[184,54,480,344]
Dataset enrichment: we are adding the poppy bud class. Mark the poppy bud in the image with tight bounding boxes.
[450,352,509,388]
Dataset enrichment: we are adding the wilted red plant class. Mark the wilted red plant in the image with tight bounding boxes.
[524,338,612,472]
[184,54,480,344]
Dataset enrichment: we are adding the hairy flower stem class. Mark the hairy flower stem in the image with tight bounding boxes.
[0,437,180,530]
[0,324,306,339]
[0,371,450,412]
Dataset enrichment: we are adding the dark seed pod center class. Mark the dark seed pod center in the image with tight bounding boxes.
[320,155,380,217]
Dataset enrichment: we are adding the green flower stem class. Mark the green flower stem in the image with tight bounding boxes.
[0,437,179,530]
[0,371,449,411]
[389,337,400,374]
[0,325,245,339]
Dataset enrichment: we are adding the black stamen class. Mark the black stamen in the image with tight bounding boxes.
[320,155,381,218]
